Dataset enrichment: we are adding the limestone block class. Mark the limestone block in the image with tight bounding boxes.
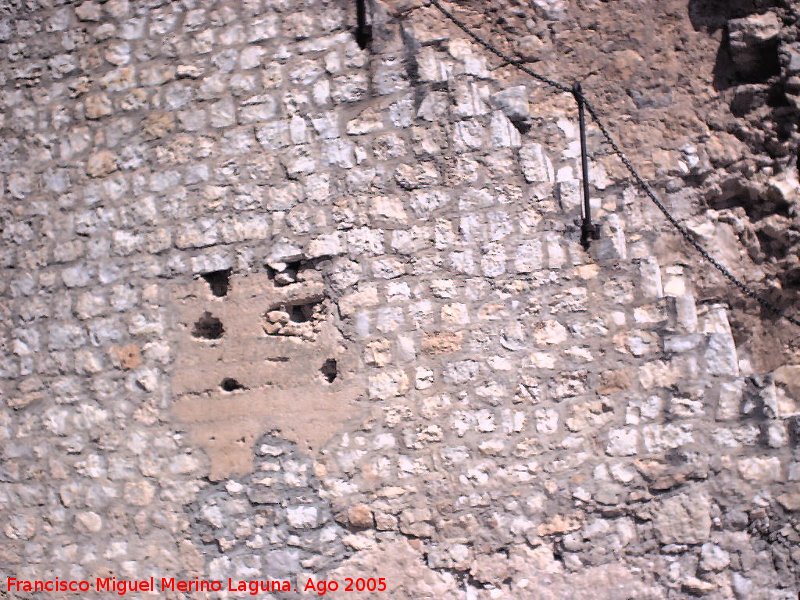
[481,243,506,277]
[491,86,530,121]
[520,142,554,183]
[514,240,543,273]
[670,294,698,333]
[75,1,102,21]
[606,428,639,456]
[705,333,739,377]
[84,93,112,119]
[737,456,782,482]
[533,320,568,346]
[373,57,408,95]
[452,120,485,152]
[368,369,410,399]
[451,80,489,118]
[653,492,711,544]
[663,334,701,353]
[638,257,664,299]
[443,360,480,384]
[394,162,440,190]
[86,150,118,177]
[642,423,694,452]
[716,380,744,421]
[74,512,103,533]
[209,97,236,127]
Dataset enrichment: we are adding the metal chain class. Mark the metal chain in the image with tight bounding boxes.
[424,0,800,328]
[581,98,800,327]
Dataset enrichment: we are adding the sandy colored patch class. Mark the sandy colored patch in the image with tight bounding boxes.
[171,270,364,480]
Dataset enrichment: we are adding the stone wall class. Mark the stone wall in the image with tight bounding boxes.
[0,0,798,598]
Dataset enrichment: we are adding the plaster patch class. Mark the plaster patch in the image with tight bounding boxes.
[171,269,363,480]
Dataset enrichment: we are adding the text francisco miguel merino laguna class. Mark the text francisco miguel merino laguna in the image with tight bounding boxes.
[6,576,300,595]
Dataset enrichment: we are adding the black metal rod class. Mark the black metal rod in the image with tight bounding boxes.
[573,82,595,250]
[355,0,370,49]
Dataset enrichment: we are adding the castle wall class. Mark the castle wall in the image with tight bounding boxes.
[1,1,798,597]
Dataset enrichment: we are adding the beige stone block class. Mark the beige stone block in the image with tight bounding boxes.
[86,150,118,177]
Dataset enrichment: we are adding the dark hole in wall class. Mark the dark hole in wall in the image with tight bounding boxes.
[289,304,314,323]
[509,118,532,134]
[775,121,793,144]
[193,311,224,339]
[730,85,769,117]
[263,297,323,335]
[665,448,690,466]
[708,191,790,221]
[266,261,303,286]
[738,50,781,84]
[320,359,338,383]
[275,261,301,287]
[688,0,780,32]
[220,378,246,392]
[755,228,792,258]
[767,86,790,108]
[780,266,800,290]
[201,269,231,297]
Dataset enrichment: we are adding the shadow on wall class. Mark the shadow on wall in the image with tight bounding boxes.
[687,0,780,91]
[687,0,779,31]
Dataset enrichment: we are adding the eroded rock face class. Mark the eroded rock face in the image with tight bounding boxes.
[171,267,364,479]
[328,540,665,599]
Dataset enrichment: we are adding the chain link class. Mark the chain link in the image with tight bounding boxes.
[424,0,799,328]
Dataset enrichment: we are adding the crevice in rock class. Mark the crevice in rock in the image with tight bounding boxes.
[399,20,426,113]
[266,356,290,363]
